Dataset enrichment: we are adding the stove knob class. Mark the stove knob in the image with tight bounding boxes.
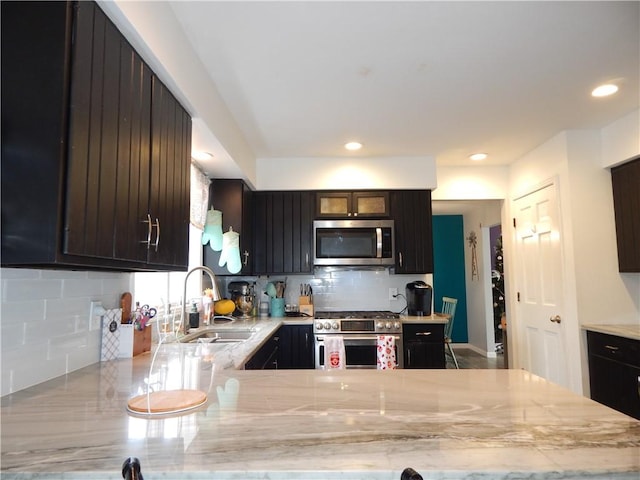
[315,322,324,330]
[332,322,340,330]
[385,322,392,329]
[376,321,385,329]
[394,321,401,329]
[324,322,332,331]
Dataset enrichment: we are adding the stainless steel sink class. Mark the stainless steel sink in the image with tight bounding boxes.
[179,328,254,344]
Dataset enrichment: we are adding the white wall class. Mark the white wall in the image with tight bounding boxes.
[503,122,640,395]
[256,156,437,191]
[0,268,131,396]
[461,202,503,357]
[433,166,509,200]
[601,109,640,167]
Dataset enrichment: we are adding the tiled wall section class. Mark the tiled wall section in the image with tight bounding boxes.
[220,270,433,313]
[1,268,131,396]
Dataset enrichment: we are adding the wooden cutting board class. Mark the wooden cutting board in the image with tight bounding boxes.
[120,292,132,324]
[127,390,207,414]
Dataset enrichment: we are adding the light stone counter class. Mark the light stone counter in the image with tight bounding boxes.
[1,343,638,480]
[582,323,640,341]
[399,314,449,324]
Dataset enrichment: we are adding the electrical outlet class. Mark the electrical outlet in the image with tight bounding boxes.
[389,288,398,300]
[89,301,106,327]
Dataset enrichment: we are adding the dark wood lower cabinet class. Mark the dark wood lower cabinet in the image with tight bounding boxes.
[278,325,315,369]
[245,325,315,370]
[587,331,640,420]
[245,333,280,370]
[403,323,445,368]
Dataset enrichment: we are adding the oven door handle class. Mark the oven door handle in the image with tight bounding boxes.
[316,335,402,342]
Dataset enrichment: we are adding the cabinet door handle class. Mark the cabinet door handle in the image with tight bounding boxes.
[407,349,411,366]
[140,214,153,249]
[604,345,619,352]
[416,332,432,336]
[399,252,403,267]
[243,251,249,266]
[153,218,160,251]
[305,252,309,268]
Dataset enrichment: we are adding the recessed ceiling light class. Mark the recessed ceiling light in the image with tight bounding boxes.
[344,142,363,151]
[469,153,487,161]
[591,84,619,97]
[192,151,213,161]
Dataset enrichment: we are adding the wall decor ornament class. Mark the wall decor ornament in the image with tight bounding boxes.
[467,231,478,280]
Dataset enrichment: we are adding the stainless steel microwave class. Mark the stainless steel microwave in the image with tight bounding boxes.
[313,219,395,266]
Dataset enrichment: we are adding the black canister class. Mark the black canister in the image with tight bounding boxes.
[406,281,433,316]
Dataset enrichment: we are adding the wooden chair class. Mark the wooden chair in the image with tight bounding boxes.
[442,297,459,369]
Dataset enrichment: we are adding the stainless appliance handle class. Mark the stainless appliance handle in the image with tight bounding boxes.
[317,335,402,343]
[376,227,382,258]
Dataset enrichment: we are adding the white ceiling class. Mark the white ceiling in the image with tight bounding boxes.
[164,0,639,171]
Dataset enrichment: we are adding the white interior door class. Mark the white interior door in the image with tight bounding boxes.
[513,183,568,387]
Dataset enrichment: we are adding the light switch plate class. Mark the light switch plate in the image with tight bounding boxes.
[389,288,398,300]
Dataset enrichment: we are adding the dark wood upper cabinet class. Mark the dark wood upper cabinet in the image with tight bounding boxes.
[390,190,434,274]
[1,1,190,271]
[611,156,640,273]
[203,179,253,275]
[316,191,389,218]
[253,191,315,274]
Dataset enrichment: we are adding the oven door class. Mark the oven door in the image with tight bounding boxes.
[315,335,403,369]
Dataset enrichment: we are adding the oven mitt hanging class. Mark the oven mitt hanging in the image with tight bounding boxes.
[201,209,223,251]
[218,227,242,274]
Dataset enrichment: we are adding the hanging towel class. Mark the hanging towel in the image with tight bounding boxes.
[324,336,346,370]
[377,335,397,370]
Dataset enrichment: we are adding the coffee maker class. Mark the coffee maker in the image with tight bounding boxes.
[228,281,255,317]
[406,281,433,316]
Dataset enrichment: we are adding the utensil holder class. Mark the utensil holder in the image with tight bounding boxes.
[270,297,285,317]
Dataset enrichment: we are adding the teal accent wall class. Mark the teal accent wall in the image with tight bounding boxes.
[432,215,468,342]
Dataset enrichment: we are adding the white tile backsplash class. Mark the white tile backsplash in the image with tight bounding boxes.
[1,266,429,396]
[0,268,131,396]
[228,269,432,314]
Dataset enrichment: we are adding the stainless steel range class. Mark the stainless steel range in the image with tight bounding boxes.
[314,311,403,369]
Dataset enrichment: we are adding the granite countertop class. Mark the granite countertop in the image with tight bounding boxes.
[1,340,639,479]
[582,323,640,341]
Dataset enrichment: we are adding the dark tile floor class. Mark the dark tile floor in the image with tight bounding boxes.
[445,346,505,369]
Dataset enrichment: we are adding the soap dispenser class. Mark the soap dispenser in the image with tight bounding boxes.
[188,302,200,329]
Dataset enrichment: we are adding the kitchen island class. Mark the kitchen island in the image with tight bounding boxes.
[2,324,638,480]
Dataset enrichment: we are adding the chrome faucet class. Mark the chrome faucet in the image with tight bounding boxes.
[181,266,221,335]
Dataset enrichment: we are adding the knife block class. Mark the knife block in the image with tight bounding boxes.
[299,295,314,317]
